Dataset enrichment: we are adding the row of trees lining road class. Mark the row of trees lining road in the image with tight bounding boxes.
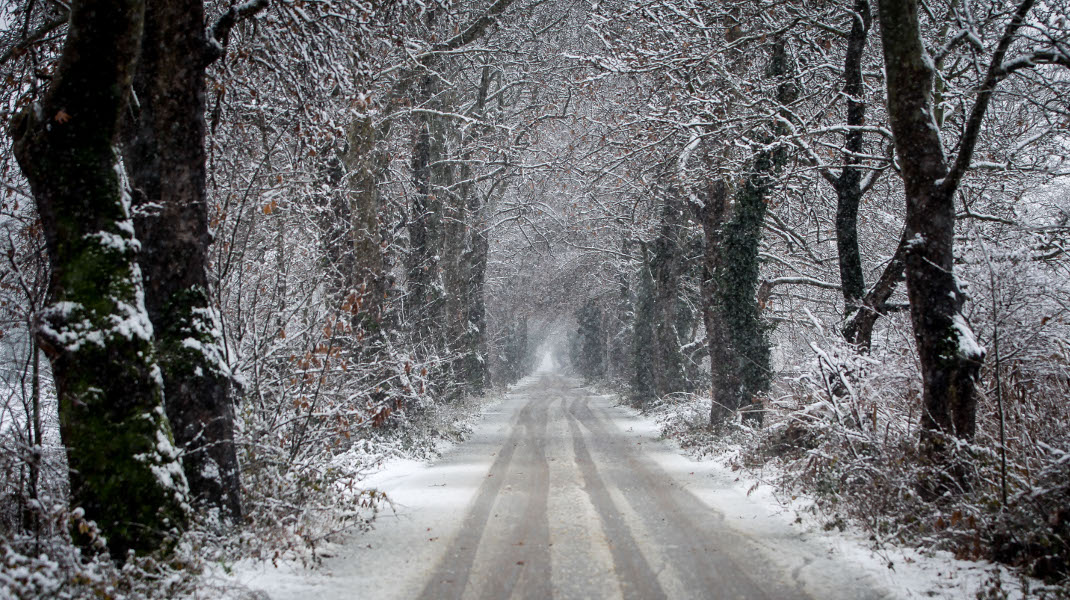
[569,0,1068,444]
[558,0,1070,581]
[1,0,556,573]
[1,0,1069,591]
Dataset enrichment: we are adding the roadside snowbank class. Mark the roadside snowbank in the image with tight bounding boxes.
[627,395,1041,599]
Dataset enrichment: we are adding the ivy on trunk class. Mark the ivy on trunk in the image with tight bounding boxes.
[11,0,189,556]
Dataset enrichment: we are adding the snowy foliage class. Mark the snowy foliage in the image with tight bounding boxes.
[1,0,1070,594]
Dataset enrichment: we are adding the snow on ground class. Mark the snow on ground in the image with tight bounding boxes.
[610,398,1035,599]
[210,379,522,599]
[211,377,1029,599]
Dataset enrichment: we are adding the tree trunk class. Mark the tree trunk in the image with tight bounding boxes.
[717,158,774,425]
[453,166,491,394]
[704,41,797,427]
[408,70,448,350]
[608,237,633,381]
[632,243,658,406]
[877,0,986,446]
[831,0,914,352]
[650,190,686,397]
[699,181,737,426]
[121,0,242,520]
[575,299,606,379]
[446,64,495,396]
[834,0,872,319]
[343,115,389,329]
[11,0,189,555]
[460,224,489,393]
[842,226,910,348]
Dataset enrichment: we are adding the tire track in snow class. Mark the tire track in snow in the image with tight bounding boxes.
[417,391,551,600]
[419,375,814,599]
[569,394,807,599]
[475,393,551,600]
[564,396,667,600]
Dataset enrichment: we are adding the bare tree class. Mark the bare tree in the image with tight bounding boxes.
[876,0,1068,451]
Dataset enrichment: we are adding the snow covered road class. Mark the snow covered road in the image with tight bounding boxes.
[237,373,894,599]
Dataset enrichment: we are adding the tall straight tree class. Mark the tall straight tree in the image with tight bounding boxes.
[649,187,687,398]
[443,63,496,396]
[121,0,265,520]
[876,0,1068,447]
[408,49,449,349]
[832,0,873,319]
[699,180,736,424]
[632,244,658,405]
[10,0,189,555]
[707,40,798,426]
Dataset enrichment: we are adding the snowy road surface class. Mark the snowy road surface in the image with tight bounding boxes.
[240,373,893,599]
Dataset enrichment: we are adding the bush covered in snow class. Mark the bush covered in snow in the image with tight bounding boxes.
[653,312,1070,593]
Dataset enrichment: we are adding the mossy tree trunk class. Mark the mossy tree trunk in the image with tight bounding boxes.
[699,181,737,426]
[10,0,189,556]
[715,157,774,425]
[121,0,250,521]
[704,41,797,427]
[650,190,687,397]
[573,299,606,380]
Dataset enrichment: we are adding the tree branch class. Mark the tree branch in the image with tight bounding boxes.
[764,276,841,291]
[430,0,517,55]
[941,0,1036,194]
[993,50,1070,78]
[0,14,68,67]
[206,0,269,64]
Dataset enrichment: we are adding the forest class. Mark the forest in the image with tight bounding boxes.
[1,0,1069,596]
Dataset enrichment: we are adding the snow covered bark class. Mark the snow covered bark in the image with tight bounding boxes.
[404,0,516,374]
[408,65,448,350]
[713,156,774,425]
[10,0,189,555]
[121,0,250,520]
[878,0,1069,450]
[456,177,491,395]
[698,181,737,425]
[841,228,910,349]
[343,115,389,331]
[876,0,990,444]
[704,40,797,427]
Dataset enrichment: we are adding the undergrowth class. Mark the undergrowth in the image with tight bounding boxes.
[652,323,1070,598]
[0,385,497,599]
